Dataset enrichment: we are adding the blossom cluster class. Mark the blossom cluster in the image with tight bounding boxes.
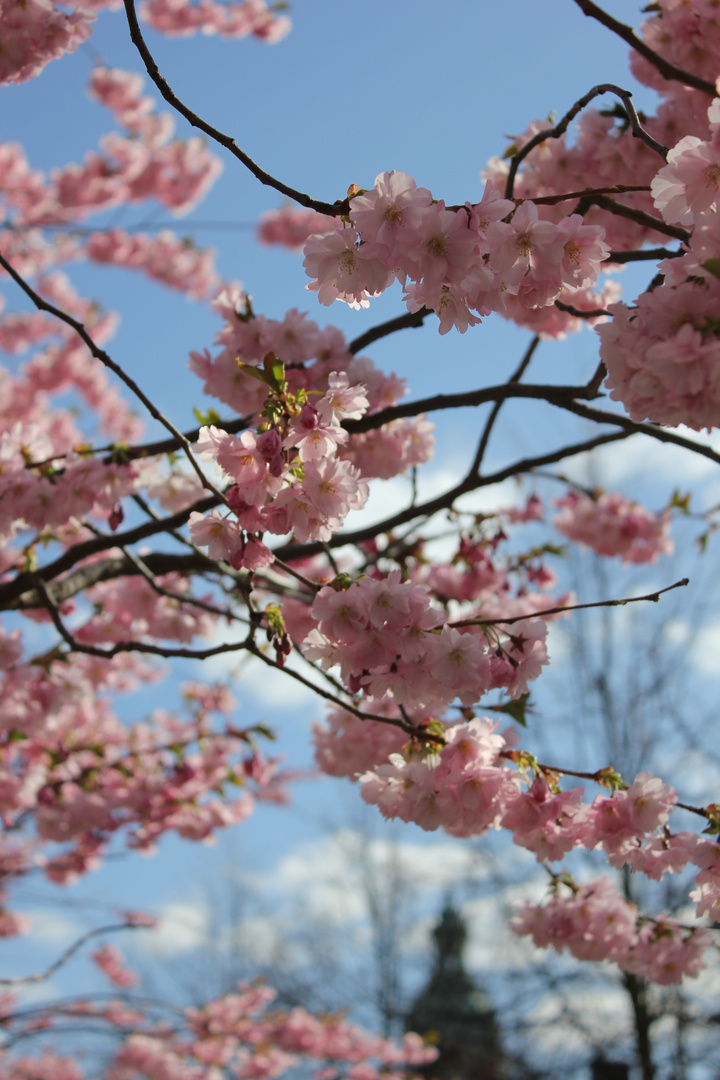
[552,490,674,564]
[1,0,719,1033]
[353,719,718,982]
[599,81,720,430]
[0,0,94,86]
[190,369,371,559]
[303,172,610,334]
[0,0,288,88]
[258,204,336,250]
[0,979,436,1080]
[139,0,291,41]
[304,575,548,711]
[513,877,711,985]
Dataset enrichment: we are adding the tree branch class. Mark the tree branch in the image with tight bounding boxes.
[345,379,604,435]
[552,399,720,467]
[275,429,631,561]
[121,0,347,217]
[0,495,221,612]
[469,335,540,477]
[0,250,226,506]
[452,578,689,628]
[348,308,431,354]
[0,923,140,986]
[585,195,690,241]
[505,83,669,200]
[572,0,717,97]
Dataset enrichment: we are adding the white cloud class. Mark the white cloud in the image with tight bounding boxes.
[256,829,493,930]
[689,619,720,675]
[26,911,80,945]
[526,984,630,1058]
[140,898,210,957]
[222,914,284,966]
[563,430,720,492]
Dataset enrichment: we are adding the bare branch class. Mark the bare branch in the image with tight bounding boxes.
[584,195,691,241]
[275,429,631,561]
[552,399,720,467]
[348,308,431,354]
[0,923,140,986]
[452,578,689,628]
[554,300,608,319]
[531,184,651,206]
[572,0,717,97]
[505,83,669,200]
[346,378,604,435]
[469,335,541,476]
[32,574,255,661]
[121,0,347,217]
[0,495,221,612]
[607,247,682,264]
[0,250,226,506]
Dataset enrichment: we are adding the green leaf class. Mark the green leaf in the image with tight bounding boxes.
[193,407,222,427]
[262,352,286,392]
[6,730,28,743]
[249,723,276,741]
[670,489,691,514]
[329,572,354,592]
[488,693,533,727]
[237,361,273,387]
[702,258,720,283]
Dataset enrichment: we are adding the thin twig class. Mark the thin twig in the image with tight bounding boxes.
[505,83,669,199]
[244,643,443,743]
[532,184,651,206]
[0,250,226,506]
[121,0,347,217]
[470,336,540,476]
[555,300,608,319]
[586,195,690,241]
[551,399,720,468]
[572,0,717,97]
[451,578,689,628]
[348,308,431,354]
[32,574,255,662]
[0,923,140,986]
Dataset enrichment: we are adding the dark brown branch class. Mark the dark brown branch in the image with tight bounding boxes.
[7,552,217,611]
[555,300,608,319]
[275,429,631,561]
[572,0,717,97]
[452,578,689,628]
[0,250,226,505]
[0,923,140,986]
[505,83,669,199]
[469,335,540,477]
[607,247,682,264]
[348,308,431,354]
[553,400,720,467]
[33,574,255,661]
[121,0,347,218]
[0,495,220,611]
[99,417,252,465]
[532,184,651,206]
[65,377,613,470]
[345,379,603,434]
[587,195,690,241]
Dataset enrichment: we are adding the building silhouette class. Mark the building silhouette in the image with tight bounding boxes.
[406,902,505,1080]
